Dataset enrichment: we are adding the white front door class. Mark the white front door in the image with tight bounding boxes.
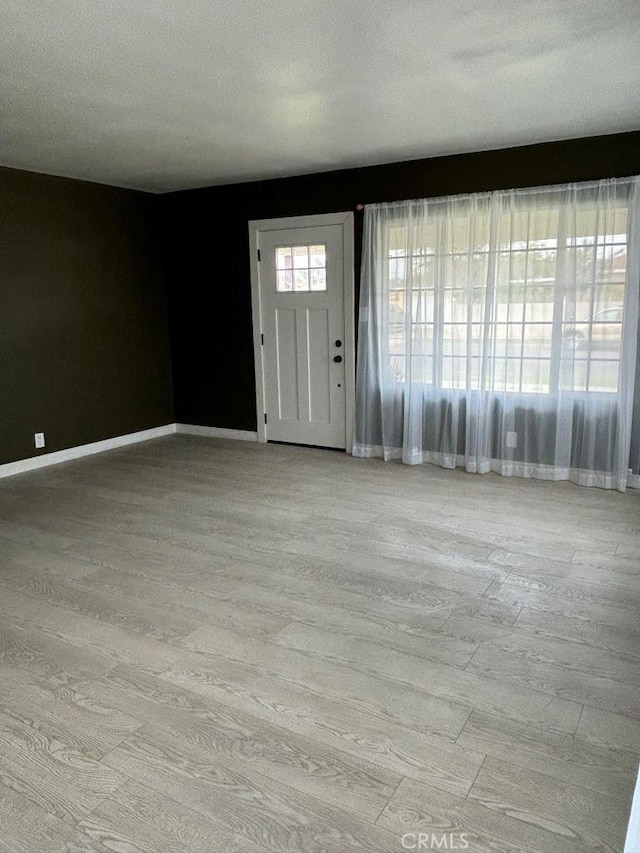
[250,215,353,449]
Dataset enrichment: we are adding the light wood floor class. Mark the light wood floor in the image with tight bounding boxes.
[0,435,639,853]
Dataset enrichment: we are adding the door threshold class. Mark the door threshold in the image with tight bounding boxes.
[267,440,346,452]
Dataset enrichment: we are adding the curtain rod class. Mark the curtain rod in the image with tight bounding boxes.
[353,176,638,213]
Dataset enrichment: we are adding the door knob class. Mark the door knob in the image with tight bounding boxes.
[333,355,343,363]
[335,340,342,347]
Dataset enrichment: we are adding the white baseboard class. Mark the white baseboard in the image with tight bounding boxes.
[175,423,258,442]
[0,422,261,480]
[628,473,640,490]
[0,424,177,480]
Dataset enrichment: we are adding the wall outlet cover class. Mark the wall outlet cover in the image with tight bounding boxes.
[34,432,45,449]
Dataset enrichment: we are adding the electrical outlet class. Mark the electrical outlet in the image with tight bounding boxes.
[506,431,518,449]
[34,432,45,449]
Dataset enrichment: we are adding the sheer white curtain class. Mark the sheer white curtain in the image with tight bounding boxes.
[354,177,640,491]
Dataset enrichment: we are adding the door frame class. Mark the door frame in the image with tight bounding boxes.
[249,211,355,450]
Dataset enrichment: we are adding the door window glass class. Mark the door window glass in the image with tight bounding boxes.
[276,244,327,291]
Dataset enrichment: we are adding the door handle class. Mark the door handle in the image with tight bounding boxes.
[333,355,343,363]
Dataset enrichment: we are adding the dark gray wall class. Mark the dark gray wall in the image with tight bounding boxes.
[0,167,174,466]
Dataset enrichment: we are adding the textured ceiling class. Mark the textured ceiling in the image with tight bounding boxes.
[1,0,639,193]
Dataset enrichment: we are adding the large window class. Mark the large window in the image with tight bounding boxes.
[386,200,629,394]
[355,177,639,490]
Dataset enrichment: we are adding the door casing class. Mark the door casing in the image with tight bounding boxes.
[249,212,355,449]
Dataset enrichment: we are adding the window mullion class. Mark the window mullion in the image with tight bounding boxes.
[550,202,568,394]
[465,214,473,390]
[585,207,603,392]
[434,218,445,388]
[404,218,413,386]
[481,199,499,393]
[518,210,531,393]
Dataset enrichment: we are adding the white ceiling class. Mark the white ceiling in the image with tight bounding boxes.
[1,0,639,194]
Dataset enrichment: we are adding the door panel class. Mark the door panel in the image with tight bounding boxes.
[274,308,299,420]
[258,223,346,448]
[306,307,330,423]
